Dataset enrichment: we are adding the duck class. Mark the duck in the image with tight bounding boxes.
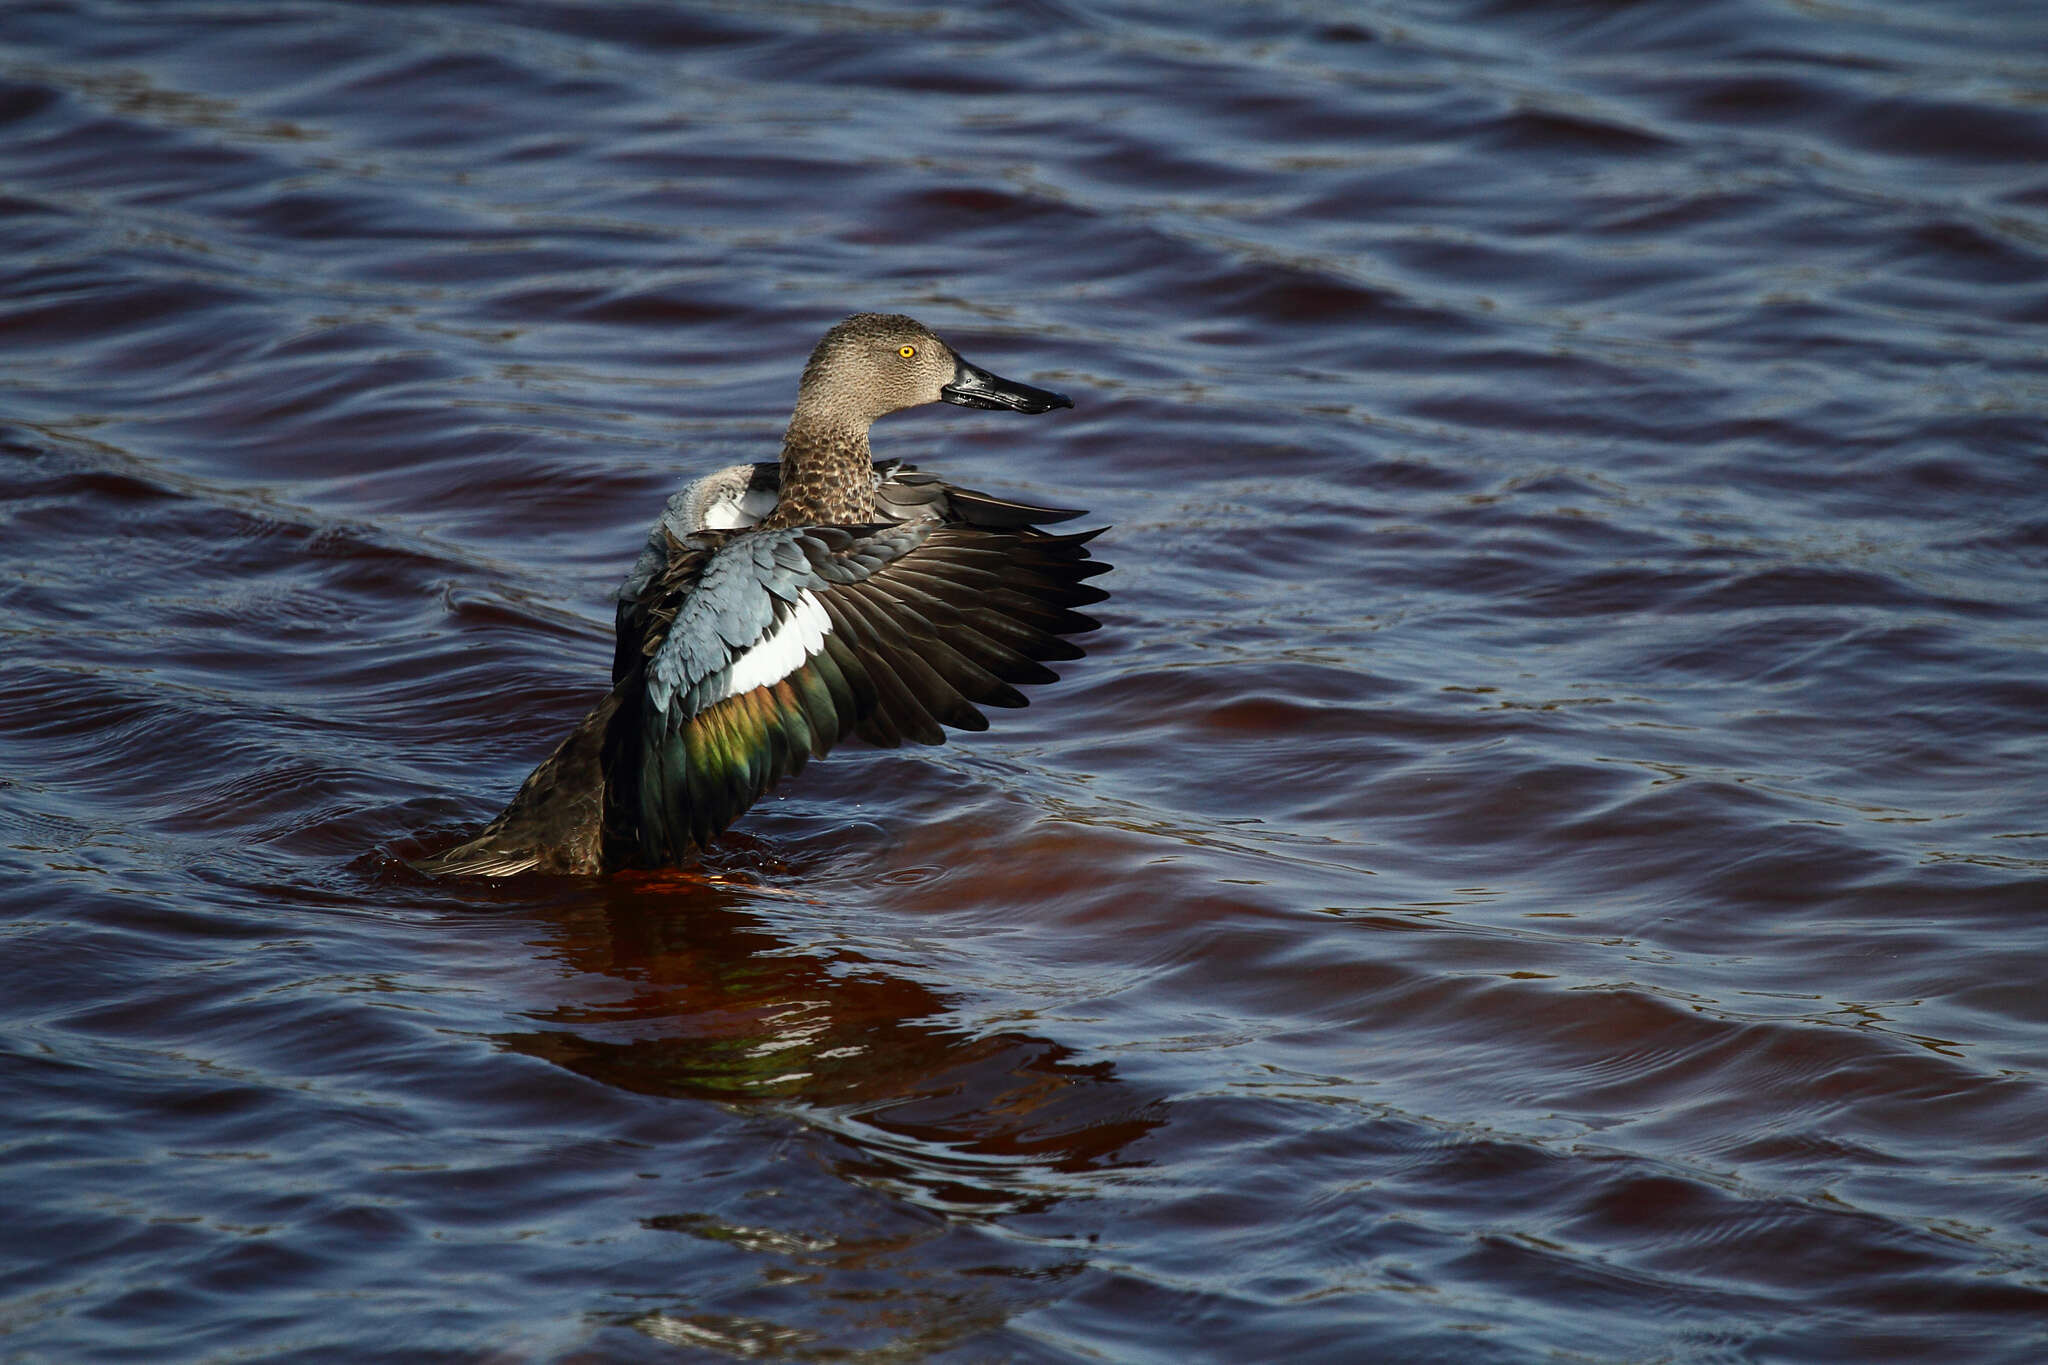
[417,312,1109,876]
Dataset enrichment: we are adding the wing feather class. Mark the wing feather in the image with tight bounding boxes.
[424,469,1110,875]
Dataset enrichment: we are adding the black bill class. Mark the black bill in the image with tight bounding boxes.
[941,357,1074,414]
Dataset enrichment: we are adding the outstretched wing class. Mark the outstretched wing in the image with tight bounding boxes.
[610,462,1082,686]
[627,518,1108,864]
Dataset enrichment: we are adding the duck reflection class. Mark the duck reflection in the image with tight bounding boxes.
[494,867,1161,1217]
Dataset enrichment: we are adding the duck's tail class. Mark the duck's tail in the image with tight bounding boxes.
[412,683,633,878]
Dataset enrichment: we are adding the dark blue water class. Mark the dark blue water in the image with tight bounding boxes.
[4,1,2047,1359]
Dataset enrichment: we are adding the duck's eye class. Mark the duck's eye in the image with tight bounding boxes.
[898,345,917,359]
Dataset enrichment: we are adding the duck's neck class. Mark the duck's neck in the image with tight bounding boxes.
[761,407,877,529]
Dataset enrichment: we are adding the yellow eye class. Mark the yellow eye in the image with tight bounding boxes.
[898,345,917,358]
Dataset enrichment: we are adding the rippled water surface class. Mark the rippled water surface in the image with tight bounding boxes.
[5,1,2048,1360]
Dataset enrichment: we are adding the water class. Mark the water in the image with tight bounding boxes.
[4,1,2047,1360]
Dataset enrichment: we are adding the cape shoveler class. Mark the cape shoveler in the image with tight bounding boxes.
[418,312,1109,876]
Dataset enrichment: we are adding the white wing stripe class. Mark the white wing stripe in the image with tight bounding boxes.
[720,590,831,700]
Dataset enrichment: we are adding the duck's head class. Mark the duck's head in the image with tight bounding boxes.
[796,312,1073,427]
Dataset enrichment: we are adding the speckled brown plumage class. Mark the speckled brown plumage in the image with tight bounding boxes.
[762,425,877,527]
